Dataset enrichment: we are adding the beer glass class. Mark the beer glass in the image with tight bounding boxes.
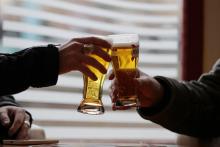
[109,34,139,107]
[77,37,112,115]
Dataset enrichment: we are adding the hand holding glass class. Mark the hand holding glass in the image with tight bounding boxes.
[77,38,112,115]
[109,34,139,108]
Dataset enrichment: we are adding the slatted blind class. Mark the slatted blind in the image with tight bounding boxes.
[1,0,180,141]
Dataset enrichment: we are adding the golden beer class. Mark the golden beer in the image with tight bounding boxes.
[109,34,139,107]
[77,39,112,115]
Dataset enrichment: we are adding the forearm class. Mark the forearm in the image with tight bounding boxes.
[137,75,220,138]
[0,45,59,96]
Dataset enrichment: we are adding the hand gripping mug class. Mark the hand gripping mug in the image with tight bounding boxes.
[77,36,112,115]
[109,34,139,108]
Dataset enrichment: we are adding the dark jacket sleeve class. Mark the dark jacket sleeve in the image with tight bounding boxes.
[137,59,220,138]
[0,95,18,107]
[0,44,59,96]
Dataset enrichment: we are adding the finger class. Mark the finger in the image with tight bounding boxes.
[83,55,107,74]
[8,109,25,137]
[112,103,117,111]
[116,106,131,110]
[15,123,30,140]
[133,78,139,86]
[134,76,149,91]
[134,78,144,97]
[108,70,115,80]
[109,83,119,103]
[109,90,116,103]
[112,91,118,103]
[92,46,111,62]
[136,69,149,78]
[136,69,141,78]
[73,37,112,48]
[134,78,142,88]
[112,103,131,110]
[78,65,97,81]
[0,111,10,127]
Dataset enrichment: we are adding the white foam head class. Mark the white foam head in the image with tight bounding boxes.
[108,34,139,48]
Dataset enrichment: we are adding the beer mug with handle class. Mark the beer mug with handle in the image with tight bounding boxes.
[77,36,112,115]
[109,34,139,108]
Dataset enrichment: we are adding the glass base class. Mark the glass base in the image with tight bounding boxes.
[77,99,105,115]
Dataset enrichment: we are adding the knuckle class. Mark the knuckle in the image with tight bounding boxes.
[24,124,30,129]
[90,36,96,41]
[24,120,31,128]
[71,38,77,42]
[18,108,26,115]
[72,42,82,48]
[0,111,6,117]
[16,119,23,124]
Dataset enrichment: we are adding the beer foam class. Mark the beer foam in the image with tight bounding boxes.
[108,34,139,48]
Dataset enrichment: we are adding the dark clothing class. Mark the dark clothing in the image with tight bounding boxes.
[137,59,220,138]
[0,44,59,96]
[0,95,18,107]
[0,44,58,140]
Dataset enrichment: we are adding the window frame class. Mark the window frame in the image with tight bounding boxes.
[180,0,204,80]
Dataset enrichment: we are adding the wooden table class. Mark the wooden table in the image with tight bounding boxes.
[0,139,186,147]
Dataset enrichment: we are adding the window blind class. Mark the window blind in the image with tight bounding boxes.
[1,0,180,141]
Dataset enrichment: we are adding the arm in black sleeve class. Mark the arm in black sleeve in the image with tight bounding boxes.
[0,44,59,96]
[137,59,220,138]
[0,95,18,107]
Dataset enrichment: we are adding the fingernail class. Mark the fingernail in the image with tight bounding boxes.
[103,69,107,74]
[92,76,98,81]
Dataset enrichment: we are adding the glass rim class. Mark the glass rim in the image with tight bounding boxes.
[108,34,139,48]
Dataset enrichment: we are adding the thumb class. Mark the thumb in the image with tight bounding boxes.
[134,78,142,95]
[134,77,143,89]
[0,111,10,127]
[134,77,147,96]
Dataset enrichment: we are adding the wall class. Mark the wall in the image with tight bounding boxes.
[203,0,220,72]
